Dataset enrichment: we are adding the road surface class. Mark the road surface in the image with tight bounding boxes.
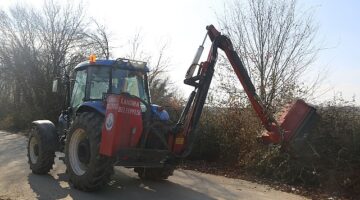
[0,131,308,200]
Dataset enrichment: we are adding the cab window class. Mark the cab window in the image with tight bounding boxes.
[71,69,87,109]
[112,69,148,102]
[88,67,110,100]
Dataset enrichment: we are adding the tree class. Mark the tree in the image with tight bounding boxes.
[218,0,319,111]
[0,0,112,129]
[125,33,179,107]
[83,19,112,59]
[147,43,175,106]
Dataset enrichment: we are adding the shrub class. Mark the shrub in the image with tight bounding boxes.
[191,95,360,197]
[0,115,15,130]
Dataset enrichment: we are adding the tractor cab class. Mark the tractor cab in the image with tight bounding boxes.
[70,57,151,115]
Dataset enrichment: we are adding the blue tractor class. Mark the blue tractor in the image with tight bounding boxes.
[27,57,173,191]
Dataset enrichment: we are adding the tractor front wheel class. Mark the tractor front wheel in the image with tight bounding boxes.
[65,112,113,191]
[27,127,55,174]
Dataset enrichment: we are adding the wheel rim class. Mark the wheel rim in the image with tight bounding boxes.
[69,128,89,176]
[29,136,39,164]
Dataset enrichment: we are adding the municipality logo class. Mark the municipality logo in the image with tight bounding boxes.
[105,113,114,131]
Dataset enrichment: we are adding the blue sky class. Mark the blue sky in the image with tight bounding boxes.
[305,0,360,103]
[86,0,360,104]
[0,0,359,104]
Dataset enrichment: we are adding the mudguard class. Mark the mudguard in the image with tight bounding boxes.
[77,101,106,116]
[31,120,59,151]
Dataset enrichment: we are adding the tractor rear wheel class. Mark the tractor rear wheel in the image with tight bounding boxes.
[134,166,175,180]
[27,127,55,174]
[65,112,113,191]
[134,121,175,180]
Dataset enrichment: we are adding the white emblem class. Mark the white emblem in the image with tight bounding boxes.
[105,113,114,131]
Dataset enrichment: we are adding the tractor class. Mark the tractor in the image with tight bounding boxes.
[27,25,317,191]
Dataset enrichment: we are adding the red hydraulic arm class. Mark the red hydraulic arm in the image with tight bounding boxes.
[173,25,284,157]
[206,25,283,143]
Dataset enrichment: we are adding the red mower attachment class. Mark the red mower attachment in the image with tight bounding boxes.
[261,99,317,151]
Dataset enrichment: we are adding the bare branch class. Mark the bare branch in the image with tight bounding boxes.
[218,0,321,110]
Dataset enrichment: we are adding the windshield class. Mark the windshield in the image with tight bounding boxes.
[111,68,148,102]
[87,66,148,103]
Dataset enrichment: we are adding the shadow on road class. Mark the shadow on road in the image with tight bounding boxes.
[28,168,215,200]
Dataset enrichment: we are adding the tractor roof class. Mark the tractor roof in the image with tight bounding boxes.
[74,58,150,72]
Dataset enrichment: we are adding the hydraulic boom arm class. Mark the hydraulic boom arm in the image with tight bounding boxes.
[173,25,316,157]
[205,25,283,142]
[174,25,282,156]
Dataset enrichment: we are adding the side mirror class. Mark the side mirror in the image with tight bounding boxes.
[52,79,59,93]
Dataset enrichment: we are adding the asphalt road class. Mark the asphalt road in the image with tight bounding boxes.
[0,131,308,200]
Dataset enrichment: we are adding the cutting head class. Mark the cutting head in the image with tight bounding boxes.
[261,99,318,153]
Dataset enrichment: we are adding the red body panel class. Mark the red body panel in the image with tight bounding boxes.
[100,94,143,157]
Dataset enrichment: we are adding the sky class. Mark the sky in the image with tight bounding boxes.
[0,0,359,104]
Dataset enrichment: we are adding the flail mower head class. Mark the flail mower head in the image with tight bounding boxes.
[261,99,318,156]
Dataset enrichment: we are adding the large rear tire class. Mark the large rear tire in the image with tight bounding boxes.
[65,112,113,191]
[27,127,55,174]
[134,166,174,180]
[134,121,175,180]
